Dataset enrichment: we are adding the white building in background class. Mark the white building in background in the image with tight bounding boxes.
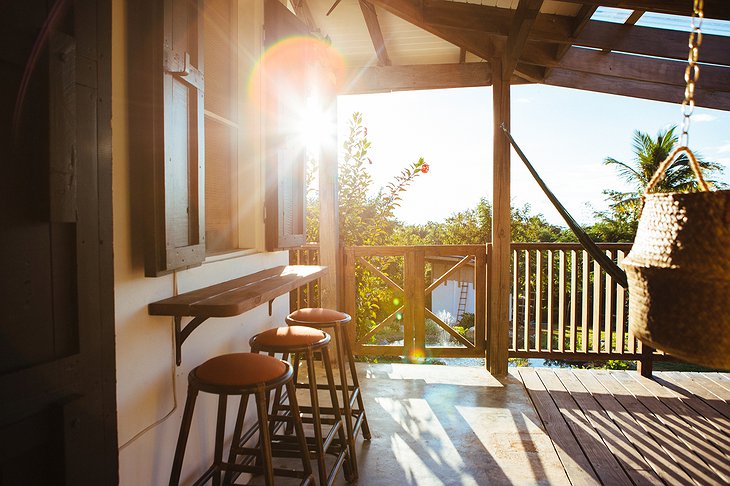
[429,257,476,323]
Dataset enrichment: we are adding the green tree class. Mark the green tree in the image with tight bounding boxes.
[603,126,724,220]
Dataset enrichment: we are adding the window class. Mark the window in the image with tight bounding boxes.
[130,0,309,276]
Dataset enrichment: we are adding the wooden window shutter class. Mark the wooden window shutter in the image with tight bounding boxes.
[131,0,206,276]
[264,0,309,251]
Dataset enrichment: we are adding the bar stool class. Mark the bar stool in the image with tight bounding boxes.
[250,326,352,486]
[286,308,371,479]
[169,353,313,486]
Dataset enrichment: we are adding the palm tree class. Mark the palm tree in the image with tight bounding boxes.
[603,126,724,217]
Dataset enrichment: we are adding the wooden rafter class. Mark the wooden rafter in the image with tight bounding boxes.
[555,0,730,21]
[417,0,730,67]
[523,46,730,94]
[503,0,544,78]
[342,62,506,95]
[359,0,391,66]
[369,0,499,61]
[545,69,730,111]
[291,0,318,33]
[553,5,596,64]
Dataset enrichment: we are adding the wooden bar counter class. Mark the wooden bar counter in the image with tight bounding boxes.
[149,265,326,364]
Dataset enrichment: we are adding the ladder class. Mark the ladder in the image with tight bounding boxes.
[456,278,469,322]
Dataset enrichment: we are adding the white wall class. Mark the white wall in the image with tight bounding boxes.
[431,281,476,322]
[112,2,286,484]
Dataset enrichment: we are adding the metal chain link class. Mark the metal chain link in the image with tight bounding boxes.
[680,0,704,147]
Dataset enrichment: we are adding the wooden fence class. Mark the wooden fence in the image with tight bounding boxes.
[291,242,658,364]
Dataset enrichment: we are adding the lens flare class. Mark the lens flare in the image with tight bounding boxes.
[392,298,400,306]
[408,347,431,364]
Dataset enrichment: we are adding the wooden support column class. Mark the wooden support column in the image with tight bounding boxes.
[318,86,340,310]
[488,57,511,377]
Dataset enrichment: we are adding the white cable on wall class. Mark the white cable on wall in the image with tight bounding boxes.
[119,271,180,451]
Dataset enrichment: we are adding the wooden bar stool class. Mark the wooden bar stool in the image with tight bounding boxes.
[250,326,352,486]
[169,353,313,486]
[286,308,371,479]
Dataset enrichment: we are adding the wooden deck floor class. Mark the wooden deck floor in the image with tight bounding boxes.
[517,369,730,486]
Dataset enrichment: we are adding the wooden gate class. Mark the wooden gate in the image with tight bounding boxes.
[344,245,487,359]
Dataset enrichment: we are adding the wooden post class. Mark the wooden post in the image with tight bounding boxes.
[318,83,340,310]
[638,344,654,378]
[487,57,511,377]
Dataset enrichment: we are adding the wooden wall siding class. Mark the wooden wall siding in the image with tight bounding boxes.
[0,0,118,482]
[519,369,730,486]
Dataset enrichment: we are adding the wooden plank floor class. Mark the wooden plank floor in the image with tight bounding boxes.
[518,369,730,486]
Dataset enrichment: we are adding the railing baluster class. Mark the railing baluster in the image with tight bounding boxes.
[535,250,542,351]
[558,251,566,353]
[512,249,519,352]
[604,250,613,353]
[582,251,589,353]
[616,250,626,354]
[524,250,531,352]
[569,250,577,353]
[592,259,601,353]
[547,250,554,353]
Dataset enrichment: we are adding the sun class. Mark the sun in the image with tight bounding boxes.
[298,94,335,158]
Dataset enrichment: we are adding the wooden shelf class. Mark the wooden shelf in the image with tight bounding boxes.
[149,265,326,364]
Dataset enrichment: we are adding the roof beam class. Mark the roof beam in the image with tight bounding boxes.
[291,0,319,33]
[342,62,493,94]
[575,21,730,67]
[548,5,596,76]
[555,1,730,21]
[369,0,500,60]
[503,0,544,77]
[545,68,730,111]
[359,1,391,66]
[523,46,730,93]
[419,1,730,67]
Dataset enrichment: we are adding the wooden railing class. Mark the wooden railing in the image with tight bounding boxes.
[291,242,658,365]
[343,245,487,358]
[509,243,649,360]
[289,244,321,312]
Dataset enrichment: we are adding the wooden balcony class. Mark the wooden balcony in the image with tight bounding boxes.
[292,242,665,368]
[327,363,730,485]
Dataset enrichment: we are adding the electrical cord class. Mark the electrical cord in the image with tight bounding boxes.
[119,271,180,451]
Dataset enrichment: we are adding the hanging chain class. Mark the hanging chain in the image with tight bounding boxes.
[680,0,704,147]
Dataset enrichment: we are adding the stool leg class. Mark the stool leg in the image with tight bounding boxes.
[223,393,250,485]
[333,326,359,480]
[255,386,276,486]
[170,386,199,486]
[212,394,228,486]
[285,352,303,435]
[322,346,354,482]
[342,326,371,440]
[286,378,314,484]
[305,349,328,485]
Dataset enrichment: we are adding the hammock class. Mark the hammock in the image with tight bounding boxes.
[500,124,629,289]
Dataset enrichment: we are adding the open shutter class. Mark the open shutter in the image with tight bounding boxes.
[131,0,205,276]
[264,0,309,251]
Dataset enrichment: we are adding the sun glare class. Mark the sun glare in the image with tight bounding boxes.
[299,94,334,158]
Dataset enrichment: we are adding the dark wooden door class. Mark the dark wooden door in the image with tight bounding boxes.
[0,0,117,484]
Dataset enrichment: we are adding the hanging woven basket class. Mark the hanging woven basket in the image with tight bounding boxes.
[622,147,730,369]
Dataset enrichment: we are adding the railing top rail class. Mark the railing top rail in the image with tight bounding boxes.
[511,242,632,250]
[347,244,488,257]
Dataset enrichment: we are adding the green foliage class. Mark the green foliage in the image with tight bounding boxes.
[458,312,475,329]
[598,126,725,240]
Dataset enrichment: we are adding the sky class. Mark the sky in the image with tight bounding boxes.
[336,85,730,227]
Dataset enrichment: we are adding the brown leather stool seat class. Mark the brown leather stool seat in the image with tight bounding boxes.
[286,308,371,479]
[169,353,313,486]
[250,326,353,486]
